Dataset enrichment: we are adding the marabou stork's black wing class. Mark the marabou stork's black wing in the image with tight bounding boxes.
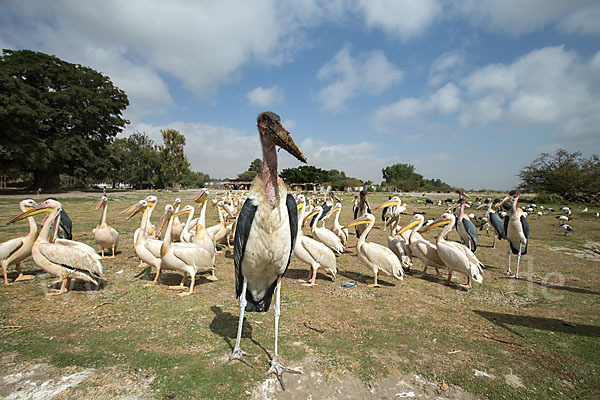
[462,218,478,252]
[504,214,510,241]
[310,202,331,226]
[59,209,73,240]
[520,215,529,255]
[234,198,257,301]
[489,212,505,239]
[381,207,388,222]
[285,194,299,270]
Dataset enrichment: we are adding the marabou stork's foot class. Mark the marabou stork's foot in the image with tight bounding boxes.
[507,273,520,279]
[14,274,35,282]
[505,270,512,276]
[263,358,302,390]
[226,348,257,369]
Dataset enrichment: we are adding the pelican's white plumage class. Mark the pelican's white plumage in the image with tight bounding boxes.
[93,195,119,258]
[306,206,344,254]
[1,199,38,284]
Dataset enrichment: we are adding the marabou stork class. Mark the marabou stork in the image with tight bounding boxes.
[560,224,573,235]
[1,199,38,284]
[483,200,505,248]
[353,190,371,238]
[498,190,529,278]
[455,198,478,252]
[227,112,306,387]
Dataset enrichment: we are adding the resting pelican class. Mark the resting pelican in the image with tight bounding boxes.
[374,198,412,272]
[420,213,483,288]
[343,213,403,287]
[498,190,529,278]
[455,199,478,252]
[124,199,162,271]
[153,204,214,296]
[93,196,119,258]
[295,195,336,286]
[396,214,444,276]
[8,199,102,295]
[327,203,349,246]
[1,199,38,284]
[306,206,344,254]
[228,111,306,386]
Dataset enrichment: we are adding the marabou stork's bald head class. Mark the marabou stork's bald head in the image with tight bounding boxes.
[257,112,307,163]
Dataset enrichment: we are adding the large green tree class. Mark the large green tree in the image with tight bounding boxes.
[110,131,161,188]
[382,163,423,191]
[519,149,600,201]
[0,49,129,188]
[160,129,190,188]
[279,165,329,184]
[237,158,262,181]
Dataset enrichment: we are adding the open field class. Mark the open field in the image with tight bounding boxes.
[1,190,599,399]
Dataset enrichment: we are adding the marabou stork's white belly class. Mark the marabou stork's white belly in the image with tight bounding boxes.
[242,204,292,301]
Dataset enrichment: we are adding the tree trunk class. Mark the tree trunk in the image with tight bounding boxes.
[33,170,61,190]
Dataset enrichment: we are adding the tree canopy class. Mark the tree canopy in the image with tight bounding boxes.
[160,129,190,188]
[109,132,161,189]
[279,165,362,189]
[519,149,600,202]
[237,158,262,181]
[382,163,454,192]
[0,49,129,188]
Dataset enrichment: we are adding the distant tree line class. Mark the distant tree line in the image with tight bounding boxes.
[519,149,599,202]
[0,49,208,190]
[381,163,454,192]
[278,165,363,190]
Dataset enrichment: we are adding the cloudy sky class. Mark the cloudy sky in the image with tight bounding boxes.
[2,0,599,189]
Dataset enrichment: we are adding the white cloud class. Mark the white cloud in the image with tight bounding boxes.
[452,0,600,36]
[317,45,403,112]
[428,52,465,86]
[247,86,284,107]
[356,0,441,40]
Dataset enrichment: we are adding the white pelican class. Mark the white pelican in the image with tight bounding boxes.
[327,203,349,246]
[294,195,336,286]
[206,201,235,246]
[228,111,306,385]
[153,204,214,296]
[1,199,38,284]
[305,206,344,254]
[93,195,119,258]
[8,199,103,295]
[374,198,412,272]
[124,199,162,272]
[123,195,157,241]
[171,198,184,242]
[309,192,339,228]
[497,190,529,278]
[420,213,483,288]
[396,214,445,276]
[343,213,403,287]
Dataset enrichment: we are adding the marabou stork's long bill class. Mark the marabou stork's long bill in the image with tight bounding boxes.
[227,112,306,387]
[497,189,529,278]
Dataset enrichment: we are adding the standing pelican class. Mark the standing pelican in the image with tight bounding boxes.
[498,190,529,278]
[305,206,344,254]
[123,195,157,241]
[420,213,483,288]
[154,204,214,296]
[228,111,306,386]
[327,203,349,246]
[396,214,445,276]
[343,213,404,287]
[171,198,184,242]
[93,196,119,258]
[374,198,412,272]
[1,199,38,284]
[124,199,162,272]
[206,201,235,246]
[295,195,337,286]
[8,199,103,295]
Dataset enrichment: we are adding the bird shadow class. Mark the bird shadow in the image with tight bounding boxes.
[135,270,214,287]
[406,269,469,291]
[209,305,269,358]
[283,268,334,283]
[473,309,600,338]
[47,278,107,293]
[337,270,395,287]
[500,276,600,296]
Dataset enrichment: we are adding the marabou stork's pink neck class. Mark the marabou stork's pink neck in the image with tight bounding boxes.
[260,133,279,209]
[512,194,520,213]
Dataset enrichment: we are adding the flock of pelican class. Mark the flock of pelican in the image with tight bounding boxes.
[2,111,584,388]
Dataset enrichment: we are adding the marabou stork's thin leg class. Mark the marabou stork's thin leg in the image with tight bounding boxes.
[514,242,523,279]
[264,278,302,389]
[506,247,512,276]
[227,278,257,368]
[492,234,496,249]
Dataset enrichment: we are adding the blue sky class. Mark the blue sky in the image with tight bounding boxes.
[2,1,599,189]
